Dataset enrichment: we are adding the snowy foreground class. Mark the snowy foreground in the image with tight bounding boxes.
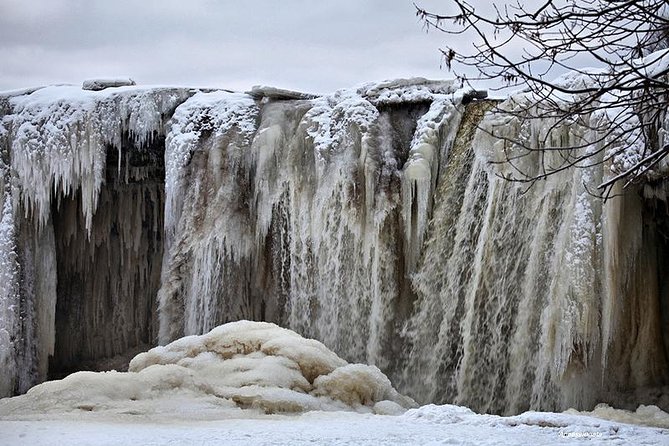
[1,321,668,445]
[2,403,668,446]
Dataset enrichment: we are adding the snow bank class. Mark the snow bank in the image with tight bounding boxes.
[566,403,669,429]
[2,402,666,445]
[404,404,669,439]
[0,321,416,417]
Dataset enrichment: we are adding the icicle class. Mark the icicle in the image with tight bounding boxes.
[0,166,20,396]
[156,81,458,372]
[0,85,193,395]
[8,86,192,233]
[401,96,463,272]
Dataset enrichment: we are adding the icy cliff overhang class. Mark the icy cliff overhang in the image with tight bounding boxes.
[0,78,472,232]
[2,84,196,230]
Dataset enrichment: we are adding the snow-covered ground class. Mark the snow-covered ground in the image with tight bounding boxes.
[1,321,667,445]
[2,404,668,446]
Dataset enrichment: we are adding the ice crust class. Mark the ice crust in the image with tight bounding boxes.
[0,321,416,417]
[2,407,668,446]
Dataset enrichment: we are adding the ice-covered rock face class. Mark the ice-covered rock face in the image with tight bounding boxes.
[7,85,193,230]
[0,321,416,417]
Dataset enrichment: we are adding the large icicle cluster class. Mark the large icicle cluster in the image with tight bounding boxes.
[9,86,191,230]
[156,79,465,377]
[0,94,20,397]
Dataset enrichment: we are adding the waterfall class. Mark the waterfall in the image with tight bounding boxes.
[0,79,667,414]
[399,96,668,413]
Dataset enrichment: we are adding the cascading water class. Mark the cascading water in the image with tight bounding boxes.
[400,99,606,413]
[0,78,667,414]
[398,95,669,414]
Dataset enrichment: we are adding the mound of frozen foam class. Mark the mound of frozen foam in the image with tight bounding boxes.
[565,403,669,429]
[0,321,416,418]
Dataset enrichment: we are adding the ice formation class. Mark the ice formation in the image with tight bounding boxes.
[0,321,416,416]
[0,84,194,393]
[566,403,669,429]
[0,73,668,420]
[155,78,464,377]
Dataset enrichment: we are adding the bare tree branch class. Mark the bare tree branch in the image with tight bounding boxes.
[416,0,669,194]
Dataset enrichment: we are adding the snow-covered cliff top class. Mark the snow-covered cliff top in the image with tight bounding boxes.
[0,78,466,232]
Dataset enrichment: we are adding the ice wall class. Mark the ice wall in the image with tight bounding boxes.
[137,78,669,413]
[0,78,667,415]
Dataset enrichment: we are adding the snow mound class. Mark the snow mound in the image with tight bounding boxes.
[404,404,669,440]
[0,321,416,417]
[566,403,669,429]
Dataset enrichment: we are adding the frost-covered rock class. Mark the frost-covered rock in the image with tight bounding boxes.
[358,77,458,106]
[566,403,669,429]
[82,78,136,91]
[0,321,417,417]
[246,85,319,101]
[404,403,669,434]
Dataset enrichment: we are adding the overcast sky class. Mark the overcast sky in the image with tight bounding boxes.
[0,0,463,94]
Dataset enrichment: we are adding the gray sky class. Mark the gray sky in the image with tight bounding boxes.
[0,0,459,94]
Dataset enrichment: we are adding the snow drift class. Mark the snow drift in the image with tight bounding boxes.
[0,321,416,417]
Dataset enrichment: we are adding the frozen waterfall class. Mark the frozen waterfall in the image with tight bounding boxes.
[0,78,667,414]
